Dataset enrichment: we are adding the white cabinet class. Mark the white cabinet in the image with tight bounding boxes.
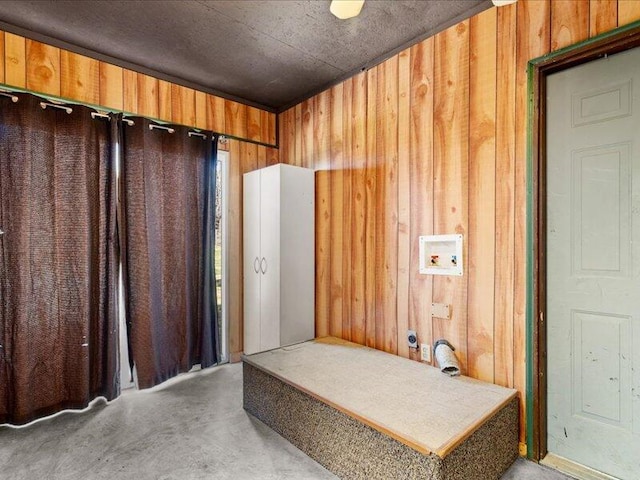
[243,163,315,355]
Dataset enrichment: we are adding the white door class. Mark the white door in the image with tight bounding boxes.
[546,47,640,479]
[243,170,261,355]
[259,166,281,351]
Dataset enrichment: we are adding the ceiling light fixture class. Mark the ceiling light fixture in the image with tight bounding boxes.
[492,0,518,6]
[330,0,365,20]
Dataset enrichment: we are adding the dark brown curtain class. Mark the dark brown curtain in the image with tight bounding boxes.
[0,94,119,425]
[121,119,217,389]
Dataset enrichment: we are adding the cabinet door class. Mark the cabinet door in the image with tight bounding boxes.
[259,166,281,351]
[243,170,261,355]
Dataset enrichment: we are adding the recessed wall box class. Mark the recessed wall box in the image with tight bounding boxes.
[419,234,463,276]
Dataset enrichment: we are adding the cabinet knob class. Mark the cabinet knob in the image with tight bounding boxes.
[260,257,267,274]
[253,257,260,273]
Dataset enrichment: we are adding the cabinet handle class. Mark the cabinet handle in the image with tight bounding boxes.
[260,257,267,274]
[253,257,260,273]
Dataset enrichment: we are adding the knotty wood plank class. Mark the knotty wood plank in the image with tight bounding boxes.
[397,49,411,360]
[26,40,60,96]
[350,72,367,345]
[195,90,207,130]
[257,145,268,169]
[376,55,399,355]
[618,0,640,25]
[409,38,434,364]
[171,84,196,126]
[4,33,25,88]
[158,80,172,122]
[494,5,516,388]
[136,73,158,119]
[206,94,225,134]
[432,22,469,371]
[244,141,258,173]
[122,69,138,113]
[514,0,550,444]
[266,146,279,166]
[342,78,353,342]
[227,139,243,357]
[301,99,314,169]
[589,0,617,36]
[551,0,589,51]
[314,89,331,338]
[365,67,378,349]
[60,51,99,105]
[0,32,4,84]
[246,105,262,142]
[329,83,344,339]
[224,100,247,139]
[267,111,277,146]
[260,109,271,145]
[99,62,123,111]
[468,8,497,383]
[294,103,303,167]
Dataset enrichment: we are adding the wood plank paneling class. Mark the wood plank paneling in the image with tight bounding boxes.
[99,62,123,111]
[4,33,25,88]
[158,80,172,122]
[171,84,195,126]
[225,100,247,140]
[408,38,434,363]
[301,99,314,169]
[227,139,243,359]
[246,106,262,142]
[268,112,277,145]
[350,72,367,345]
[123,69,138,113]
[60,51,99,105]
[364,66,378,349]
[590,0,617,36]
[136,74,158,119]
[432,22,469,370]
[206,94,226,134]
[551,0,589,50]
[494,4,516,388]
[294,103,303,167]
[468,8,497,383]
[195,90,207,130]
[260,110,271,145]
[26,40,60,96]
[341,78,353,342]
[329,83,344,339]
[266,146,279,166]
[376,55,399,355]
[0,32,4,84]
[257,145,267,169]
[396,49,411,359]
[618,0,640,25]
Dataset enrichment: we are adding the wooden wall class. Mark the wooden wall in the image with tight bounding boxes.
[0,30,276,145]
[275,0,640,447]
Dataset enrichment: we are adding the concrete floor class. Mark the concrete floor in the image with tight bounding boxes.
[0,363,574,480]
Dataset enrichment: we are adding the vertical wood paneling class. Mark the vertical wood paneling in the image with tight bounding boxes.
[301,99,314,169]
[341,79,353,342]
[246,106,262,142]
[268,112,277,145]
[514,0,550,444]
[266,146,279,166]
[432,22,469,370]
[4,33,25,88]
[397,49,411,359]
[551,0,589,50]
[257,145,268,169]
[60,51,99,105]
[227,139,243,358]
[365,66,378,349]
[376,56,399,355]
[206,94,226,134]
[494,4,517,388]
[195,90,207,130]
[350,72,367,345]
[99,62,123,111]
[294,103,303,166]
[283,107,296,165]
[0,32,4,83]
[158,80,172,122]
[26,40,60,96]
[618,0,640,25]
[123,69,138,113]
[409,38,434,363]
[590,0,617,36]
[244,142,258,172]
[468,8,497,383]
[260,110,271,145]
[314,89,331,338]
[171,84,196,126]
[225,100,247,138]
[329,83,344,339]
[136,74,158,119]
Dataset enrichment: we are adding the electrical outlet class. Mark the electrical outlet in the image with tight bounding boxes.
[407,330,418,349]
[420,344,431,363]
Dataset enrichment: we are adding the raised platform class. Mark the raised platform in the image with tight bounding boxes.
[243,337,519,480]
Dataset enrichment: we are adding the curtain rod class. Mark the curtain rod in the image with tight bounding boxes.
[0,89,18,103]
[40,101,72,114]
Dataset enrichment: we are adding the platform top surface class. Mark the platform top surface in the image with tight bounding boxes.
[243,337,517,458]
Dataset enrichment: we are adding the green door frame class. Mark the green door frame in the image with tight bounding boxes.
[526,20,640,461]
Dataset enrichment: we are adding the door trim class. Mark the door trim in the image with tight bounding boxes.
[526,19,640,461]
